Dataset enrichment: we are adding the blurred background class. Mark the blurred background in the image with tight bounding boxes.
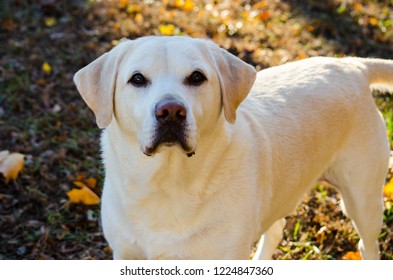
[0,0,392,260]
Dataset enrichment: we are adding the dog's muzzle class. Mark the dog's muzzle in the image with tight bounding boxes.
[144,99,195,157]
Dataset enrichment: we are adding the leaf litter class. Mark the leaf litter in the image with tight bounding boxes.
[0,0,392,259]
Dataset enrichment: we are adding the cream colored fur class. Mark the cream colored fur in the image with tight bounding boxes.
[74,36,393,260]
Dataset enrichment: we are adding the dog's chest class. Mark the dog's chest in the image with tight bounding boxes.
[120,186,217,258]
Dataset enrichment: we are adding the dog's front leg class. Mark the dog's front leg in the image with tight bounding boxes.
[253,218,286,260]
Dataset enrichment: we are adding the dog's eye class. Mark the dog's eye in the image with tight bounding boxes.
[186,71,207,86]
[128,73,148,87]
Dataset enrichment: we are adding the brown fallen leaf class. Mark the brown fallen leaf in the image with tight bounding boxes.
[0,150,25,184]
[75,173,86,181]
[84,177,97,189]
[259,10,270,21]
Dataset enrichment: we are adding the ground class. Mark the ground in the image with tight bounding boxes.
[0,0,392,260]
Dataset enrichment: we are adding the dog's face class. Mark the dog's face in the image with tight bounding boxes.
[115,37,223,157]
[74,36,256,157]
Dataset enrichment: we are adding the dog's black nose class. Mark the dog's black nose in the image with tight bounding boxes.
[155,99,187,124]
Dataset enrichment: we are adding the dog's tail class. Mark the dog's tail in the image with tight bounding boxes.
[346,57,393,92]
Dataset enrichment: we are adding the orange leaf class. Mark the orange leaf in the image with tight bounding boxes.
[175,0,184,8]
[73,181,86,188]
[183,0,195,12]
[67,182,100,205]
[259,10,270,21]
[126,4,141,14]
[342,251,361,260]
[75,173,86,182]
[369,17,378,26]
[296,52,307,60]
[85,177,97,189]
[134,13,144,25]
[118,0,128,9]
[253,0,268,9]
[353,3,363,12]
[384,178,393,197]
[103,246,113,254]
[113,22,121,30]
[305,25,315,32]
[0,150,25,184]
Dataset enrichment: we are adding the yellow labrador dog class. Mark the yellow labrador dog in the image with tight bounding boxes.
[74,36,392,260]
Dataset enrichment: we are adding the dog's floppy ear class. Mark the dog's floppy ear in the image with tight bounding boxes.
[210,46,256,124]
[73,41,128,128]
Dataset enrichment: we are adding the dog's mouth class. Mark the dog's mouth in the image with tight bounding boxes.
[143,124,195,157]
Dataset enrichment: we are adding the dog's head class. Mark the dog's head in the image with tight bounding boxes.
[74,36,256,157]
